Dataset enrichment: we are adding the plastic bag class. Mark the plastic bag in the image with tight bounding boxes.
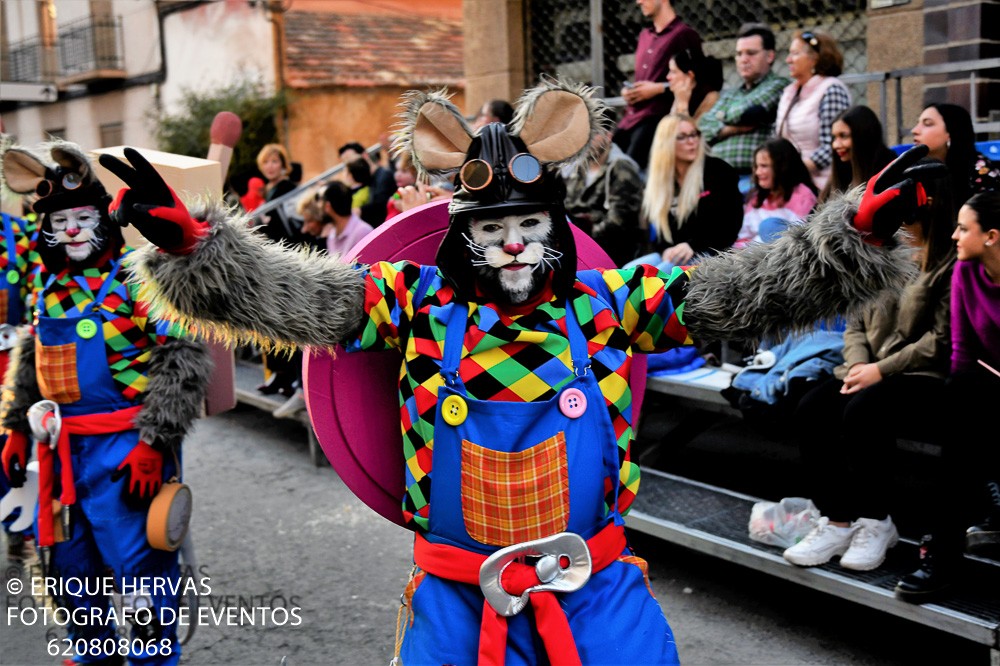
[748,497,820,549]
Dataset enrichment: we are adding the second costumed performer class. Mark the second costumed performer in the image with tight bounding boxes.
[98,79,939,665]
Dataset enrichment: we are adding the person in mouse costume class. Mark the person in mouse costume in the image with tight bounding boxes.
[98,79,940,665]
[0,141,212,666]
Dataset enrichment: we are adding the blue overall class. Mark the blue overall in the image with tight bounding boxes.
[38,259,180,665]
[402,297,679,665]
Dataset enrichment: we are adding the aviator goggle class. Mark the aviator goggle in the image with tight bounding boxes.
[459,153,543,192]
[35,172,83,198]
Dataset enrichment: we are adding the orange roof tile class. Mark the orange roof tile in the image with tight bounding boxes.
[284,11,464,89]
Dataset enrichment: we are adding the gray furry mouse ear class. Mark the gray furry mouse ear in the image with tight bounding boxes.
[392,89,474,179]
[2,146,48,195]
[510,78,609,167]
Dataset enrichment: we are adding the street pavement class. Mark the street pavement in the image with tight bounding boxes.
[2,404,989,665]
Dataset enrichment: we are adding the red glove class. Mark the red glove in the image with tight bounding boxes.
[853,144,947,245]
[99,147,208,255]
[112,441,164,503]
[1,430,29,488]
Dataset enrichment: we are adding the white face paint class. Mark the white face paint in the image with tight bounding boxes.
[46,206,104,262]
[466,211,562,303]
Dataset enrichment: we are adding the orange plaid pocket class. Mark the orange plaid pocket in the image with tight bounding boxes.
[35,338,81,403]
[0,289,8,325]
[619,554,654,596]
[460,432,569,546]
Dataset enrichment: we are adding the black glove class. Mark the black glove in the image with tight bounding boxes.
[98,147,208,254]
[853,144,948,245]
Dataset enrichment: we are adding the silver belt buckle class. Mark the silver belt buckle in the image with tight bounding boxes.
[479,532,592,617]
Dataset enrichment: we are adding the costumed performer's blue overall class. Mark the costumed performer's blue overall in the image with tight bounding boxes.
[36,257,180,666]
[402,286,679,666]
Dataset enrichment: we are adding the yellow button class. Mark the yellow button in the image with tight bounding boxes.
[76,319,98,339]
[441,395,468,426]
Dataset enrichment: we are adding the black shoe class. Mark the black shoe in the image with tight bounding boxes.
[257,372,295,396]
[894,535,956,603]
[966,480,1000,553]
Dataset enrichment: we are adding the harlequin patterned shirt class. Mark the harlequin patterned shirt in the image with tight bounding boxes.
[33,247,186,401]
[348,261,693,532]
[0,213,41,325]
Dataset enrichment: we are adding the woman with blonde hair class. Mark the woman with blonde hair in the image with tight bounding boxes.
[627,113,743,271]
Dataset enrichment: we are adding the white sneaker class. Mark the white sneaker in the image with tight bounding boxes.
[783,517,856,567]
[273,389,306,419]
[840,516,898,571]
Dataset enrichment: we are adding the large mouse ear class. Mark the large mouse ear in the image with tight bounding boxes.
[1,146,48,195]
[510,78,608,167]
[392,89,474,179]
[50,142,96,184]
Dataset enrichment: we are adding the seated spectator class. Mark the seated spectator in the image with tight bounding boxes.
[783,178,957,574]
[472,99,515,130]
[255,143,300,244]
[895,191,1000,601]
[562,106,645,267]
[699,23,790,184]
[344,157,373,216]
[626,113,743,272]
[775,29,852,192]
[666,49,723,122]
[322,181,375,259]
[240,176,266,213]
[912,103,1000,218]
[735,138,818,248]
[386,152,451,222]
[819,105,897,203]
[295,188,333,253]
[338,141,396,228]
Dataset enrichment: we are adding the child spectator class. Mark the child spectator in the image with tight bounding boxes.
[735,138,818,248]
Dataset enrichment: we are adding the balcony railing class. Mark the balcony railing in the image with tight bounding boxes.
[3,15,124,86]
[57,15,125,85]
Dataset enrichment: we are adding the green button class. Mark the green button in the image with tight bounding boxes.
[76,319,98,339]
[5,270,18,285]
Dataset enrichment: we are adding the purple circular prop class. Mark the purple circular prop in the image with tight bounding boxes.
[304,199,648,527]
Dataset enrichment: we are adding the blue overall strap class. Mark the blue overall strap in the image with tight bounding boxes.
[412,264,439,311]
[563,297,591,378]
[2,214,18,325]
[440,300,470,394]
[90,258,123,310]
[2,214,16,264]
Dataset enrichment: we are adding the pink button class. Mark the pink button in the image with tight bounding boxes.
[559,388,587,418]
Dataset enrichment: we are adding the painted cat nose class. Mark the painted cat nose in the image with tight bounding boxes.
[504,243,525,255]
[66,226,81,237]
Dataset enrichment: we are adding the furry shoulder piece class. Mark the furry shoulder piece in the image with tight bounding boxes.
[684,187,918,345]
[126,198,366,353]
[134,337,213,450]
[0,328,42,434]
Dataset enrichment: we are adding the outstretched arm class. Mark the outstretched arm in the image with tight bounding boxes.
[101,148,367,351]
[683,145,945,344]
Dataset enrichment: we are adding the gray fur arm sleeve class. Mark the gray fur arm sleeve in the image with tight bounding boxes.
[134,338,213,450]
[126,200,367,351]
[684,189,917,344]
[1,329,43,433]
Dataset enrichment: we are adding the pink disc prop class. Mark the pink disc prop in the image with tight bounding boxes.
[304,199,648,527]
